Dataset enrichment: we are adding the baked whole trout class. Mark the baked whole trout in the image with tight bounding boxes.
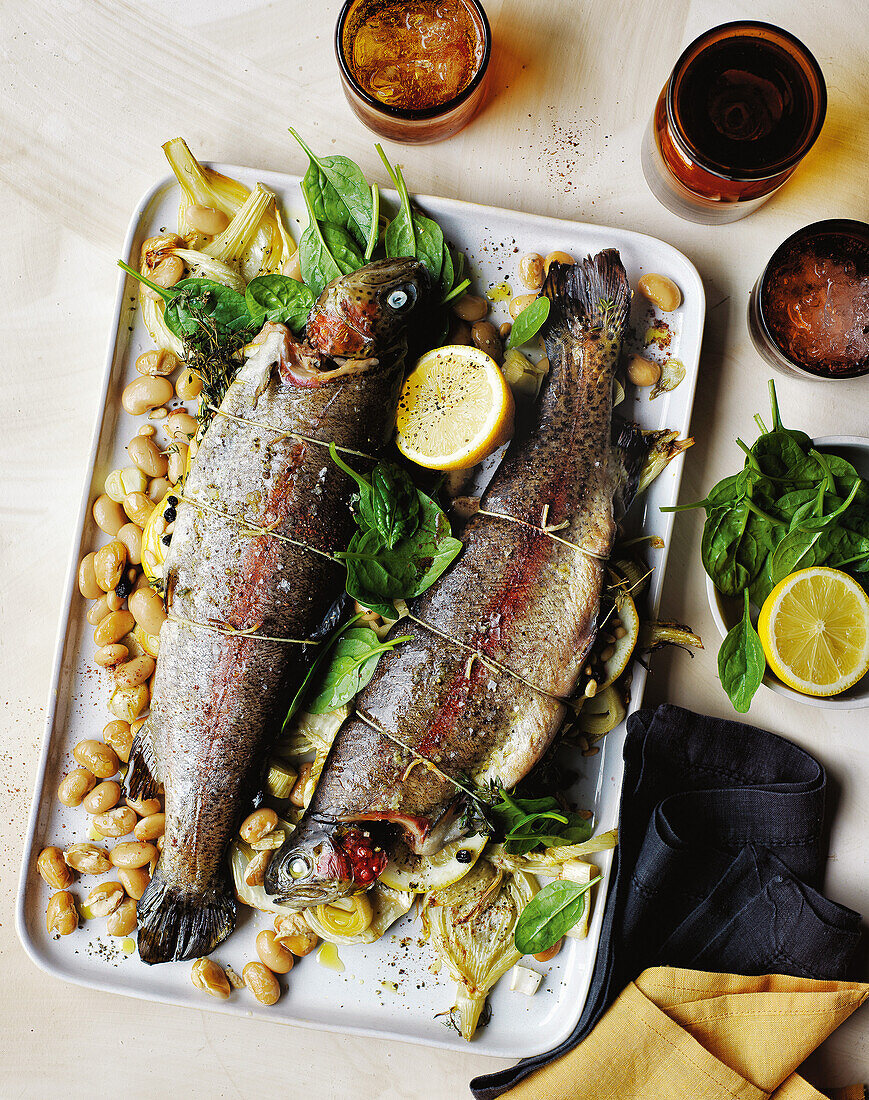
[266,250,637,906]
[129,258,427,962]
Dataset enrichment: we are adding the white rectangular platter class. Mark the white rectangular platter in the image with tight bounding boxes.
[17,162,704,1058]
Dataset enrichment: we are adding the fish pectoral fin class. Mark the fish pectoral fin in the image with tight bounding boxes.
[241,324,293,406]
[136,869,236,964]
[127,720,161,802]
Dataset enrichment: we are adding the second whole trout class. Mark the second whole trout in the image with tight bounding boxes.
[267,250,639,906]
[129,258,427,963]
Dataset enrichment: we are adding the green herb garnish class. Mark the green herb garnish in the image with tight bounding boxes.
[330,445,462,618]
[245,274,314,331]
[291,128,377,251]
[506,296,550,349]
[514,876,601,955]
[718,590,766,712]
[306,627,411,714]
[492,790,594,855]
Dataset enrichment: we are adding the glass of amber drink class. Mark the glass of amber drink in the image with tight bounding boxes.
[336,0,491,144]
[749,220,869,380]
[642,22,826,224]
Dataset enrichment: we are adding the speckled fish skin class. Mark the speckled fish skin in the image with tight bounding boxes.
[267,251,633,907]
[130,258,427,963]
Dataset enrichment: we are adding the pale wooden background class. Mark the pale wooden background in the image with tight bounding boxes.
[2,0,868,1096]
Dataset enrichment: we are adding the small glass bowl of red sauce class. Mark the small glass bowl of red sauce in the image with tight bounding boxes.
[749,220,869,380]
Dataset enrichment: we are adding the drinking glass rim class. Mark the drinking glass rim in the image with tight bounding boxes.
[335,0,492,122]
[756,218,869,378]
[665,20,827,183]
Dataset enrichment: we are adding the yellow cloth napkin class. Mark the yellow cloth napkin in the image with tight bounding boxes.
[504,968,868,1099]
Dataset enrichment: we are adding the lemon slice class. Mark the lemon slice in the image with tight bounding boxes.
[141,489,176,587]
[379,832,488,893]
[396,346,515,470]
[597,591,640,691]
[758,567,869,697]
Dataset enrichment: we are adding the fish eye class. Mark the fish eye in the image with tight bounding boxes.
[385,284,416,312]
[289,855,312,879]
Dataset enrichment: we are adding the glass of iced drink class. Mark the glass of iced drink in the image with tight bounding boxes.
[336,0,490,144]
[748,220,869,380]
[642,22,826,224]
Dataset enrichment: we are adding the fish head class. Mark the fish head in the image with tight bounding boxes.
[264,821,388,907]
[306,258,429,360]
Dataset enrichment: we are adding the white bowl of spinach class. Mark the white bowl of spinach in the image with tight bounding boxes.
[669,383,869,710]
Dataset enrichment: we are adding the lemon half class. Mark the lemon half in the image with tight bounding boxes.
[758,567,869,697]
[396,346,514,470]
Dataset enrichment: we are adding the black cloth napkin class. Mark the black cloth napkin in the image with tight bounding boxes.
[471,704,863,1100]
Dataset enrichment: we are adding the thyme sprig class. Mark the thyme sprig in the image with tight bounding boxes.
[181,309,253,433]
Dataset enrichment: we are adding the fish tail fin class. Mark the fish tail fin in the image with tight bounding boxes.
[127,720,160,802]
[542,249,631,341]
[136,868,236,964]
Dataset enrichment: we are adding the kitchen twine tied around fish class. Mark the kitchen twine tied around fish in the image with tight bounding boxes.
[472,502,608,561]
[165,613,319,646]
[173,485,649,682]
[205,405,377,461]
[165,491,338,646]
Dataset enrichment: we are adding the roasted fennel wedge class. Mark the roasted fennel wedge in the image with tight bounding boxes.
[423,861,538,1041]
[305,887,414,945]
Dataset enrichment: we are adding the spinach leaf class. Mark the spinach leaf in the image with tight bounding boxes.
[369,464,421,548]
[766,377,812,449]
[749,556,777,609]
[775,488,820,524]
[506,296,551,350]
[733,528,765,587]
[824,526,869,571]
[441,277,472,306]
[770,527,825,583]
[339,493,462,618]
[799,480,861,533]
[440,247,471,305]
[377,145,416,258]
[245,274,315,331]
[118,262,255,340]
[438,240,455,298]
[492,791,594,855]
[298,187,343,297]
[411,213,445,284]
[701,502,751,596]
[364,183,380,262]
[290,129,374,250]
[717,590,766,712]
[329,445,420,549]
[750,431,807,479]
[307,627,411,713]
[281,611,364,731]
[321,221,366,275]
[514,877,601,955]
[662,472,745,514]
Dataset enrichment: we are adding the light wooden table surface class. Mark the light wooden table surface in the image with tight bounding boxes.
[2,0,867,1096]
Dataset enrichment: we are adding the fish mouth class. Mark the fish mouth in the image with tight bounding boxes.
[264,822,388,908]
